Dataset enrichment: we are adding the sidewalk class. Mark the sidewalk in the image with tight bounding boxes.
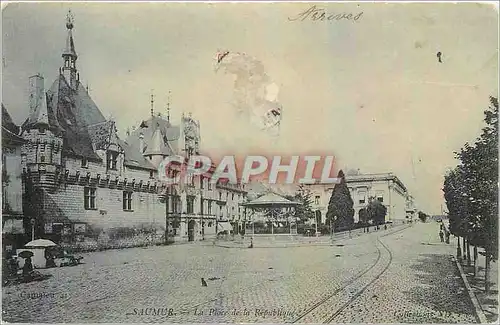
[212,224,409,248]
[459,250,498,322]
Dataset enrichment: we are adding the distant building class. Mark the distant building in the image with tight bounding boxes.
[307,172,414,225]
[2,105,27,252]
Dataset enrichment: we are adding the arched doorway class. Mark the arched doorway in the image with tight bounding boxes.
[188,220,196,241]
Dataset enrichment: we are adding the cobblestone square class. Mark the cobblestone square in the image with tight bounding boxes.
[2,223,478,323]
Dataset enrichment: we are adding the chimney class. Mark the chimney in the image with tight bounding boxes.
[139,132,145,153]
[29,74,44,118]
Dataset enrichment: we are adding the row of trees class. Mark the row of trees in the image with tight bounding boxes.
[443,96,498,293]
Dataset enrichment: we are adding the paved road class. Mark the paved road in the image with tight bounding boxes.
[2,223,477,323]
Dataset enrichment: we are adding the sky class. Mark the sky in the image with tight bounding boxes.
[2,2,498,214]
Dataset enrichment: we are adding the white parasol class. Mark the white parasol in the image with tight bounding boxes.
[24,239,57,248]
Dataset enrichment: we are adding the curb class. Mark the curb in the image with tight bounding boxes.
[213,225,411,249]
[452,255,488,323]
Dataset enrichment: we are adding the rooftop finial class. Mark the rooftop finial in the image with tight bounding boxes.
[66,9,74,30]
[150,90,155,117]
[167,90,171,122]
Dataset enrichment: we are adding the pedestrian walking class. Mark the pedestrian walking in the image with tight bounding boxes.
[445,230,450,244]
[439,230,444,242]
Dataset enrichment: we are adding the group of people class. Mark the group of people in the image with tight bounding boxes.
[439,222,450,243]
[2,253,35,284]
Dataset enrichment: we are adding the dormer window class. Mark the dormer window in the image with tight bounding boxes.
[81,158,88,168]
[107,151,118,170]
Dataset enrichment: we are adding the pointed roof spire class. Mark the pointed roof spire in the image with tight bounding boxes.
[34,92,50,127]
[62,10,78,59]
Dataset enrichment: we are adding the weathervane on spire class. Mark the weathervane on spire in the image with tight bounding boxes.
[66,9,74,30]
[150,90,155,117]
[167,90,171,122]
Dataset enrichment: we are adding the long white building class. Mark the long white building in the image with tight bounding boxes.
[307,172,416,225]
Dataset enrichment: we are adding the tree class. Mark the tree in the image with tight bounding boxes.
[417,211,428,223]
[367,197,387,228]
[286,184,314,223]
[358,208,368,224]
[326,170,354,232]
[443,96,498,293]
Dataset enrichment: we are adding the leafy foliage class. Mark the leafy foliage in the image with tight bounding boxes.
[326,170,355,231]
[358,208,368,225]
[286,184,314,223]
[417,211,429,223]
[443,96,498,260]
[367,197,387,225]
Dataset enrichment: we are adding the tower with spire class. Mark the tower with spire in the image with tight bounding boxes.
[62,10,79,89]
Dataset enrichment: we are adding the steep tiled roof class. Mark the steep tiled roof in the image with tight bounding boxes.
[2,104,20,135]
[87,120,117,151]
[117,138,156,171]
[2,104,25,145]
[21,85,63,134]
[50,75,103,160]
[127,115,180,157]
[143,127,174,156]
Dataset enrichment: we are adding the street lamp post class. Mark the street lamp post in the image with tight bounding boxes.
[30,218,35,241]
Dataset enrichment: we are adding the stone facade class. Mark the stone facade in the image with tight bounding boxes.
[13,12,247,249]
[307,173,414,225]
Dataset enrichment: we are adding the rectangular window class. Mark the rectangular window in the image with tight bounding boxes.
[171,195,181,213]
[200,198,204,215]
[232,193,234,201]
[377,197,384,203]
[200,176,204,189]
[358,191,366,204]
[107,151,118,170]
[187,196,194,214]
[171,170,179,184]
[84,187,96,210]
[149,170,154,179]
[315,195,320,205]
[123,191,132,211]
[208,179,212,190]
[81,158,88,168]
[208,201,213,215]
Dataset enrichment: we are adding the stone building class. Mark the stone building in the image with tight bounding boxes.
[15,12,246,247]
[308,172,414,225]
[125,109,247,242]
[2,105,27,252]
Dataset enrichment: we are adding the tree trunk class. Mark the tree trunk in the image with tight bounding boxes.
[466,239,471,266]
[473,246,478,277]
[457,237,462,261]
[485,252,491,294]
[462,237,467,261]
